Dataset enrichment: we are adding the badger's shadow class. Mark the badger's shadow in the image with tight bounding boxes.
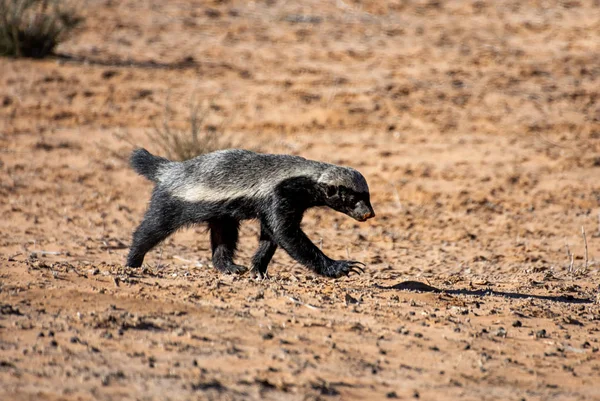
[376,281,593,304]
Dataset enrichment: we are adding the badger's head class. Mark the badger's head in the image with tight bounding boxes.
[318,167,375,222]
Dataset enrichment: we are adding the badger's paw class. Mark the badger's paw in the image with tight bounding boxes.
[321,260,365,278]
[216,263,248,275]
[250,268,270,281]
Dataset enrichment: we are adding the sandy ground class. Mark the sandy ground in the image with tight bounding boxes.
[1,0,600,400]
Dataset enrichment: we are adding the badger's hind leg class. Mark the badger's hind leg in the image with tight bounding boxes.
[126,192,180,267]
[209,217,247,274]
[250,223,277,279]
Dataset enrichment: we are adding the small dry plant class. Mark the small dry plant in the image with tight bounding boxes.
[565,226,593,276]
[0,0,82,58]
[147,96,234,161]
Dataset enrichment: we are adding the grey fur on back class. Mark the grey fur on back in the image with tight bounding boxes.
[152,149,369,203]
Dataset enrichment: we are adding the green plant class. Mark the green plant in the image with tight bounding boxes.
[148,97,234,161]
[0,0,82,58]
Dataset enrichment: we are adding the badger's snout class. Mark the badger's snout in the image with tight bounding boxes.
[350,201,375,222]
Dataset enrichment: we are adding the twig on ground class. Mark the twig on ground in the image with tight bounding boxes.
[7,252,23,261]
[565,243,574,274]
[173,255,194,264]
[30,250,61,256]
[155,248,167,269]
[582,226,589,273]
[287,296,320,310]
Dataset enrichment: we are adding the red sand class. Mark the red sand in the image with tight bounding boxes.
[1,1,599,400]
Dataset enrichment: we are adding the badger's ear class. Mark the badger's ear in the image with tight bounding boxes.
[326,185,338,198]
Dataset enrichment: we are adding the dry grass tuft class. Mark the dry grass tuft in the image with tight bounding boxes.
[0,0,82,58]
[148,96,235,161]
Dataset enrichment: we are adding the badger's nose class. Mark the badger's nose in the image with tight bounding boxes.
[360,210,375,221]
[354,206,375,222]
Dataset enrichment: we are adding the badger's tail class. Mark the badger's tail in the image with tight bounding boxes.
[130,148,170,182]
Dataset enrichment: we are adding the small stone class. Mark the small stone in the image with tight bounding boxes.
[345,293,360,305]
[101,70,119,80]
[396,327,410,335]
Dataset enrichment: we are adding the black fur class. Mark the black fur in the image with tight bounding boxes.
[130,148,169,183]
[126,149,375,278]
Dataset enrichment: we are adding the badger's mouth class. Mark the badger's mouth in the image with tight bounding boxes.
[352,210,375,222]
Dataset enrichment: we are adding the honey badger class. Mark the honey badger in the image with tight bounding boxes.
[126,148,375,278]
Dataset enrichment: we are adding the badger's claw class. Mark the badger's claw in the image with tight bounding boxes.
[322,260,366,278]
[250,268,270,280]
[216,263,248,275]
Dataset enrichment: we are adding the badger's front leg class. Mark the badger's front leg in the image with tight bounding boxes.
[126,190,181,267]
[250,224,278,279]
[266,212,364,278]
[208,217,247,274]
